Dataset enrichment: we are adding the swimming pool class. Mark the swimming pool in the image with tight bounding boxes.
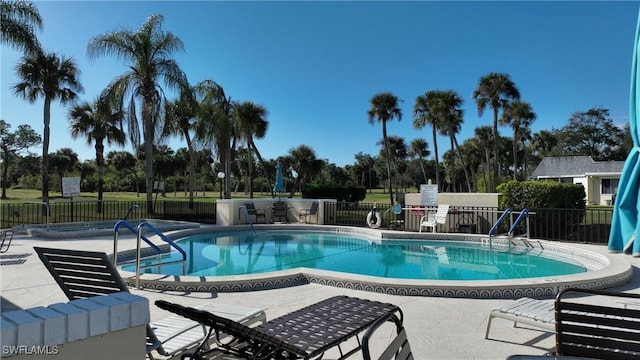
[117,225,633,298]
[124,230,587,280]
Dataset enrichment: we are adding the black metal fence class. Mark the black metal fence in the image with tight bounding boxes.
[1,200,613,245]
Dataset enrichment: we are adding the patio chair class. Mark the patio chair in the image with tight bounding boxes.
[272,201,289,223]
[34,247,266,360]
[484,297,556,339]
[0,229,14,253]
[244,202,266,224]
[419,204,449,232]
[156,295,404,360]
[299,201,319,224]
[554,288,640,359]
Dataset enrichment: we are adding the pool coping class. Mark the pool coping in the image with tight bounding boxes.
[13,219,201,238]
[116,224,633,299]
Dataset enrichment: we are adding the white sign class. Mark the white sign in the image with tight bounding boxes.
[420,184,438,206]
[62,177,81,197]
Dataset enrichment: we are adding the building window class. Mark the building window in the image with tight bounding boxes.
[602,178,618,194]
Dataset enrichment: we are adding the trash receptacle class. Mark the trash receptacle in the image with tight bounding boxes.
[456,223,476,233]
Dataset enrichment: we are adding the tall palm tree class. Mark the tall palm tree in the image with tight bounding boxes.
[409,138,430,184]
[499,100,536,180]
[12,50,83,207]
[434,90,472,192]
[472,72,520,191]
[163,81,198,206]
[194,80,234,199]
[68,95,125,212]
[87,14,187,213]
[368,92,402,205]
[1,0,42,53]
[413,91,442,191]
[233,101,269,198]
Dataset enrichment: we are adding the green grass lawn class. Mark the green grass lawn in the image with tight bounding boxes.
[0,188,400,204]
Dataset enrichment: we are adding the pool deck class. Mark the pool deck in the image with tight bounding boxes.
[1,230,639,360]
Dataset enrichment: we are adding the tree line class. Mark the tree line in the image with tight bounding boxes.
[1,1,633,209]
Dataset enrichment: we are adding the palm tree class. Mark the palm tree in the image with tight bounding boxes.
[288,144,322,196]
[48,147,79,194]
[413,91,442,191]
[87,14,187,213]
[233,101,270,198]
[368,92,402,205]
[163,82,198,206]
[68,95,125,212]
[193,80,233,199]
[409,138,430,184]
[499,100,536,180]
[532,130,558,158]
[1,0,42,53]
[12,50,83,207]
[472,72,520,191]
[434,90,472,192]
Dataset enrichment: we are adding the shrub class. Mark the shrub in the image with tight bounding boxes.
[302,184,366,202]
[497,180,586,239]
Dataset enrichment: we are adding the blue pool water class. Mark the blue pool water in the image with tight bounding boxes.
[124,230,587,280]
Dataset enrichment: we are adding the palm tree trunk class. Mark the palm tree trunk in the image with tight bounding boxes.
[382,121,394,205]
[492,108,499,192]
[449,135,456,193]
[185,134,195,208]
[42,97,51,215]
[1,150,9,199]
[452,135,472,192]
[96,142,104,213]
[143,103,154,214]
[512,130,518,180]
[249,140,273,195]
[432,127,440,191]
[419,157,427,184]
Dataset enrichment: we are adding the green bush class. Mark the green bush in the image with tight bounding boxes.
[497,180,586,239]
[302,184,366,202]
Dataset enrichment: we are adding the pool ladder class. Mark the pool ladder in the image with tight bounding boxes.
[112,218,187,289]
[486,208,539,253]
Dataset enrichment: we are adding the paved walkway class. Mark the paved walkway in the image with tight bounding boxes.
[1,231,638,359]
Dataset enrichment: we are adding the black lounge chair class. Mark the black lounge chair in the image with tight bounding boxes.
[156,295,405,360]
[299,202,319,224]
[34,247,266,359]
[271,201,289,223]
[554,288,640,360]
[0,229,14,253]
[244,202,266,224]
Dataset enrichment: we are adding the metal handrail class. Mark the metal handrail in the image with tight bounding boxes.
[508,208,529,236]
[112,219,162,266]
[488,208,512,252]
[134,221,187,288]
[238,205,256,235]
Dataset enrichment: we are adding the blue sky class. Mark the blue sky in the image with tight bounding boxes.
[1,1,638,167]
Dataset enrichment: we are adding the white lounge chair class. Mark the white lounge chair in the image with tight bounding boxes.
[484,297,556,339]
[419,204,449,232]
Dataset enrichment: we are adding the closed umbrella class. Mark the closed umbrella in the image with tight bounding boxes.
[273,161,285,200]
[609,10,640,257]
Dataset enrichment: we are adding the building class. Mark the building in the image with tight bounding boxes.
[530,156,624,205]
